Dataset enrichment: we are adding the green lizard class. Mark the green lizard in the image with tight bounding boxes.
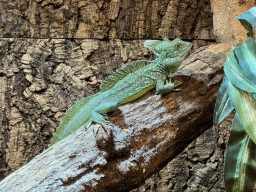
[50,38,191,146]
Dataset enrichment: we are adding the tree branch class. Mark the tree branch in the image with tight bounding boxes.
[0,43,231,191]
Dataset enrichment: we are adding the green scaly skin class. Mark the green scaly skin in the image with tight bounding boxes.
[50,38,192,146]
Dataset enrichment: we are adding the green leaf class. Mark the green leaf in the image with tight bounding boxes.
[237,19,254,38]
[237,6,256,38]
[224,113,256,192]
[227,80,256,144]
[224,49,256,93]
[234,38,256,86]
[213,77,234,125]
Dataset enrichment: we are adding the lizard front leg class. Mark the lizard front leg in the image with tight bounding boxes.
[156,79,181,94]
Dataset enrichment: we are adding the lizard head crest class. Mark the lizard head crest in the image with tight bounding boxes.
[144,38,192,73]
[144,38,191,59]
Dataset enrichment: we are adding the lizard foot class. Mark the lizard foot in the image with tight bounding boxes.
[172,80,183,91]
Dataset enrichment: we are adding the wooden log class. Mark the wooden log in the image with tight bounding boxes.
[0,43,231,191]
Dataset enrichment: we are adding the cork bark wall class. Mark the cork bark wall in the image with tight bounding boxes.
[0,0,213,40]
[0,0,254,191]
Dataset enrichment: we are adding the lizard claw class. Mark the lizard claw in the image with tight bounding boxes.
[101,119,111,127]
[174,81,182,88]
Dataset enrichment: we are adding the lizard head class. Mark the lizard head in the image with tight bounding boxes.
[144,38,192,73]
[144,38,191,59]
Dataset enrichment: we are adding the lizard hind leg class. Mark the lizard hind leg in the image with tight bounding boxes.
[90,100,120,146]
[90,110,111,127]
[94,98,120,114]
[91,99,120,127]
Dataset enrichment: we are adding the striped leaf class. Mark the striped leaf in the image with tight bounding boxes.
[213,77,234,125]
[224,49,256,93]
[234,38,256,86]
[237,6,256,38]
[227,80,256,144]
[224,113,256,192]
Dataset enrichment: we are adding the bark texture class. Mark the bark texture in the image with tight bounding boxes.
[0,0,213,39]
[1,0,254,191]
[0,43,231,191]
[131,112,235,192]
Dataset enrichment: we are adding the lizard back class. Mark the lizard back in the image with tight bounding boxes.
[100,60,150,92]
[105,63,167,104]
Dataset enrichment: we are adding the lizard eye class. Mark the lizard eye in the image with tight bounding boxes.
[175,44,180,49]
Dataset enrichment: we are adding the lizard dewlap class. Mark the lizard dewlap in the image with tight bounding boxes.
[50,38,192,146]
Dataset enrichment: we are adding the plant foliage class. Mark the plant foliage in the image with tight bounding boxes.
[213,6,256,192]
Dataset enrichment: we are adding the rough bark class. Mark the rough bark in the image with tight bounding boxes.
[131,112,235,192]
[0,0,213,39]
[3,0,255,191]
[0,43,231,191]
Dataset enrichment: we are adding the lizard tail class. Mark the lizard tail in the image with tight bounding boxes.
[49,94,98,146]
